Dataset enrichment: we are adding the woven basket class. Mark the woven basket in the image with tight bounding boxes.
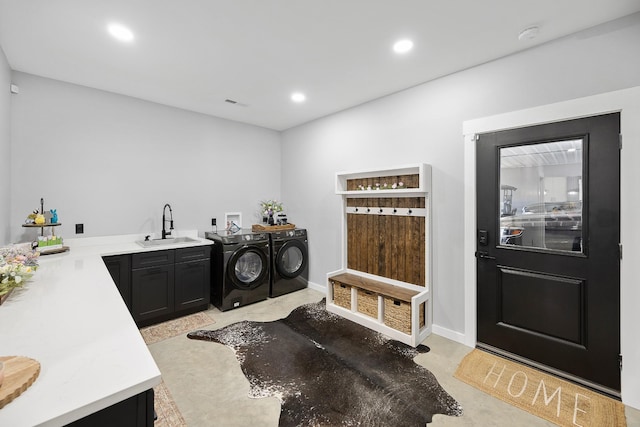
[332,281,351,309]
[356,289,378,318]
[383,298,412,334]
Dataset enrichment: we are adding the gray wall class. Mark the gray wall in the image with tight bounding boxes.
[280,13,640,335]
[9,73,281,242]
[0,47,10,244]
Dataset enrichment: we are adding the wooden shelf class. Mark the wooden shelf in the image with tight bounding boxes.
[22,223,61,228]
[329,272,419,302]
[251,223,295,232]
[335,163,430,194]
[336,189,424,197]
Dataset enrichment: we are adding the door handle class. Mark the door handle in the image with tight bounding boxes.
[475,251,496,260]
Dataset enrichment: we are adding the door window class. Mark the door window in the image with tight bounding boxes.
[499,139,583,253]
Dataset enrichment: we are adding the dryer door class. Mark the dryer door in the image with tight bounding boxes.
[228,246,269,289]
[275,240,308,279]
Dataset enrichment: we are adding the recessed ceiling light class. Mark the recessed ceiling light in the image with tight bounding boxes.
[518,26,540,41]
[393,39,413,54]
[108,23,134,42]
[291,92,306,103]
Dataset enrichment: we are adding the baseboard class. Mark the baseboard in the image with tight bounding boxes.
[432,324,469,347]
[307,281,326,293]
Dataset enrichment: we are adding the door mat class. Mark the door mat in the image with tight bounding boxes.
[153,380,187,427]
[188,299,463,426]
[140,312,215,345]
[454,349,626,427]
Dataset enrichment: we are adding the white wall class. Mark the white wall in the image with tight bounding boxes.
[9,72,281,242]
[0,47,11,244]
[280,13,640,340]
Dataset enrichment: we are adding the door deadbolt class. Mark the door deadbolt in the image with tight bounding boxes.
[478,230,488,246]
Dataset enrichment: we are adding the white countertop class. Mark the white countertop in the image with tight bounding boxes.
[0,232,213,426]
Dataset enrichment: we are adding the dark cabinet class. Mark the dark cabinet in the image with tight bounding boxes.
[67,389,154,427]
[175,246,211,313]
[103,254,132,310]
[131,263,175,324]
[128,245,212,327]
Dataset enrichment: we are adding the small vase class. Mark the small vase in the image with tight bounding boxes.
[268,214,275,225]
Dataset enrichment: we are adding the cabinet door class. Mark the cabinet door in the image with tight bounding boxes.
[176,245,212,263]
[67,388,154,427]
[132,250,175,269]
[132,265,175,325]
[174,259,210,313]
[103,255,132,310]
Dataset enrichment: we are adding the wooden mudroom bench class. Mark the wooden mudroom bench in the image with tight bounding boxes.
[327,270,430,347]
[330,272,419,301]
[327,163,433,347]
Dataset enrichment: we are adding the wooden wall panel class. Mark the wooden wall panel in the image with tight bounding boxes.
[346,195,426,286]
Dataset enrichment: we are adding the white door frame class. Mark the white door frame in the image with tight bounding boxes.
[463,86,640,409]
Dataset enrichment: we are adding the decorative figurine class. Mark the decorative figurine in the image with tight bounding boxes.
[50,209,58,224]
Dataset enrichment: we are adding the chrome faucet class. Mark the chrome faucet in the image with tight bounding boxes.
[162,203,174,239]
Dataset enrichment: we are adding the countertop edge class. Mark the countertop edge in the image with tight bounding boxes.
[0,234,213,426]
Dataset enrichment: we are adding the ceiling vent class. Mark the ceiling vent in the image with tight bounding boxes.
[224,98,248,107]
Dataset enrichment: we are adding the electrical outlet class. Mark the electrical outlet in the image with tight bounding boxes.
[211,218,216,226]
[75,223,84,234]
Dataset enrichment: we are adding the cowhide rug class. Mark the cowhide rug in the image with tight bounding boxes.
[187,299,463,426]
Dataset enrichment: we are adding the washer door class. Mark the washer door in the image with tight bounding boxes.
[275,240,308,279]
[228,246,268,289]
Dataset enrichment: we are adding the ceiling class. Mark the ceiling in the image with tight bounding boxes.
[1,1,639,131]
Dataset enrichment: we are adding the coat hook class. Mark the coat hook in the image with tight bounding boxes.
[355,207,358,212]
[408,209,412,214]
[379,208,383,213]
[393,208,397,213]
[367,208,370,213]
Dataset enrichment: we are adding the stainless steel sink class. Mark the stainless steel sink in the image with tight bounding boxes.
[136,236,199,247]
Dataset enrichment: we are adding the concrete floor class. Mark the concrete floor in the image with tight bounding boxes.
[149,288,640,426]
